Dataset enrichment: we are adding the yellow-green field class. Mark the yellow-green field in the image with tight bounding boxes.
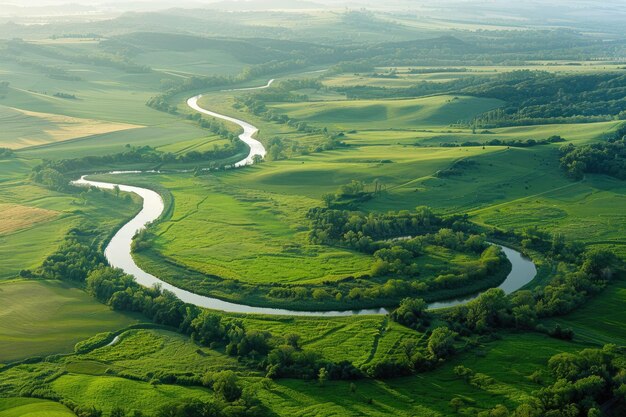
[0,105,142,149]
[0,280,138,362]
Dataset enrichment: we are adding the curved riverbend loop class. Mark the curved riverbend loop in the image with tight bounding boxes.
[187,81,273,167]
[72,81,537,316]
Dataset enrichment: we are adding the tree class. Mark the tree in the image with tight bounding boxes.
[267,137,285,161]
[211,370,242,402]
[191,311,224,345]
[450,397,464,412]
[285,333,301,349]
[321,193,334,207]
[390,298,429,329]
[427,327,457,359]
[318,367,328,387]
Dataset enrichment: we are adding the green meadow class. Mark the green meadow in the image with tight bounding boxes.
[269,95,503,130]
[0,398,75,417]
[0,280,138,362]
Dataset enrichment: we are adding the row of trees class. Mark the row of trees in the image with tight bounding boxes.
[304,205,511,301]
[8,39,151,74]
[439,135,566,149]
[31,128,243,192]
[233,87,344,156]
[0,147,14,158]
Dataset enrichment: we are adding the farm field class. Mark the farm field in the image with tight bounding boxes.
[0,280,138,362]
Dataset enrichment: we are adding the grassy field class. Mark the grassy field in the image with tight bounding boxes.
[264,95,503,130]
[0,203,58,235]
[0,398,75,417]
[52,374,214,415]
[262,331,589,417]
[0,280,139,363]
[0,41,247,160]
[0,105,141,150]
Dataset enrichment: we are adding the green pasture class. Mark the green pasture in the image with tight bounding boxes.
[77,329,246,377]
[0,280,138,363]
[0,398,75,417]
[268,95,503,130]
[341,120,619,147]
[52,374,214,415]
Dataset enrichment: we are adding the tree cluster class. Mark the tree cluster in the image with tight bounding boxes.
[560,137,626,180]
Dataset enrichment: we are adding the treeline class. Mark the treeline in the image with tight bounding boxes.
[408,67,469,74]
[332,70,626,128]
[441,243,621,334]
[15,58,82,81]
[88,266,363,381]
[31,119,245,191]
[53,92,77,99]
[381,242,623,380]
[233,82,345,156]
[0,147,14,158]
[334,76,481,100]
[7,40,150,74]
[439,135,566,149]
[559,128,626,180]
[307,205,460,245]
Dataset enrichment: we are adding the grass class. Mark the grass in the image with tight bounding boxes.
[0,280,139,363]
[78,329,246,377]
[52,374,214,415]
[0,105,142,150]
[0,203,58,235]
[268,95,503,130]
[0,398,75,417]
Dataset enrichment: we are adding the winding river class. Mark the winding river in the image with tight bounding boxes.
[73,82,537,317]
